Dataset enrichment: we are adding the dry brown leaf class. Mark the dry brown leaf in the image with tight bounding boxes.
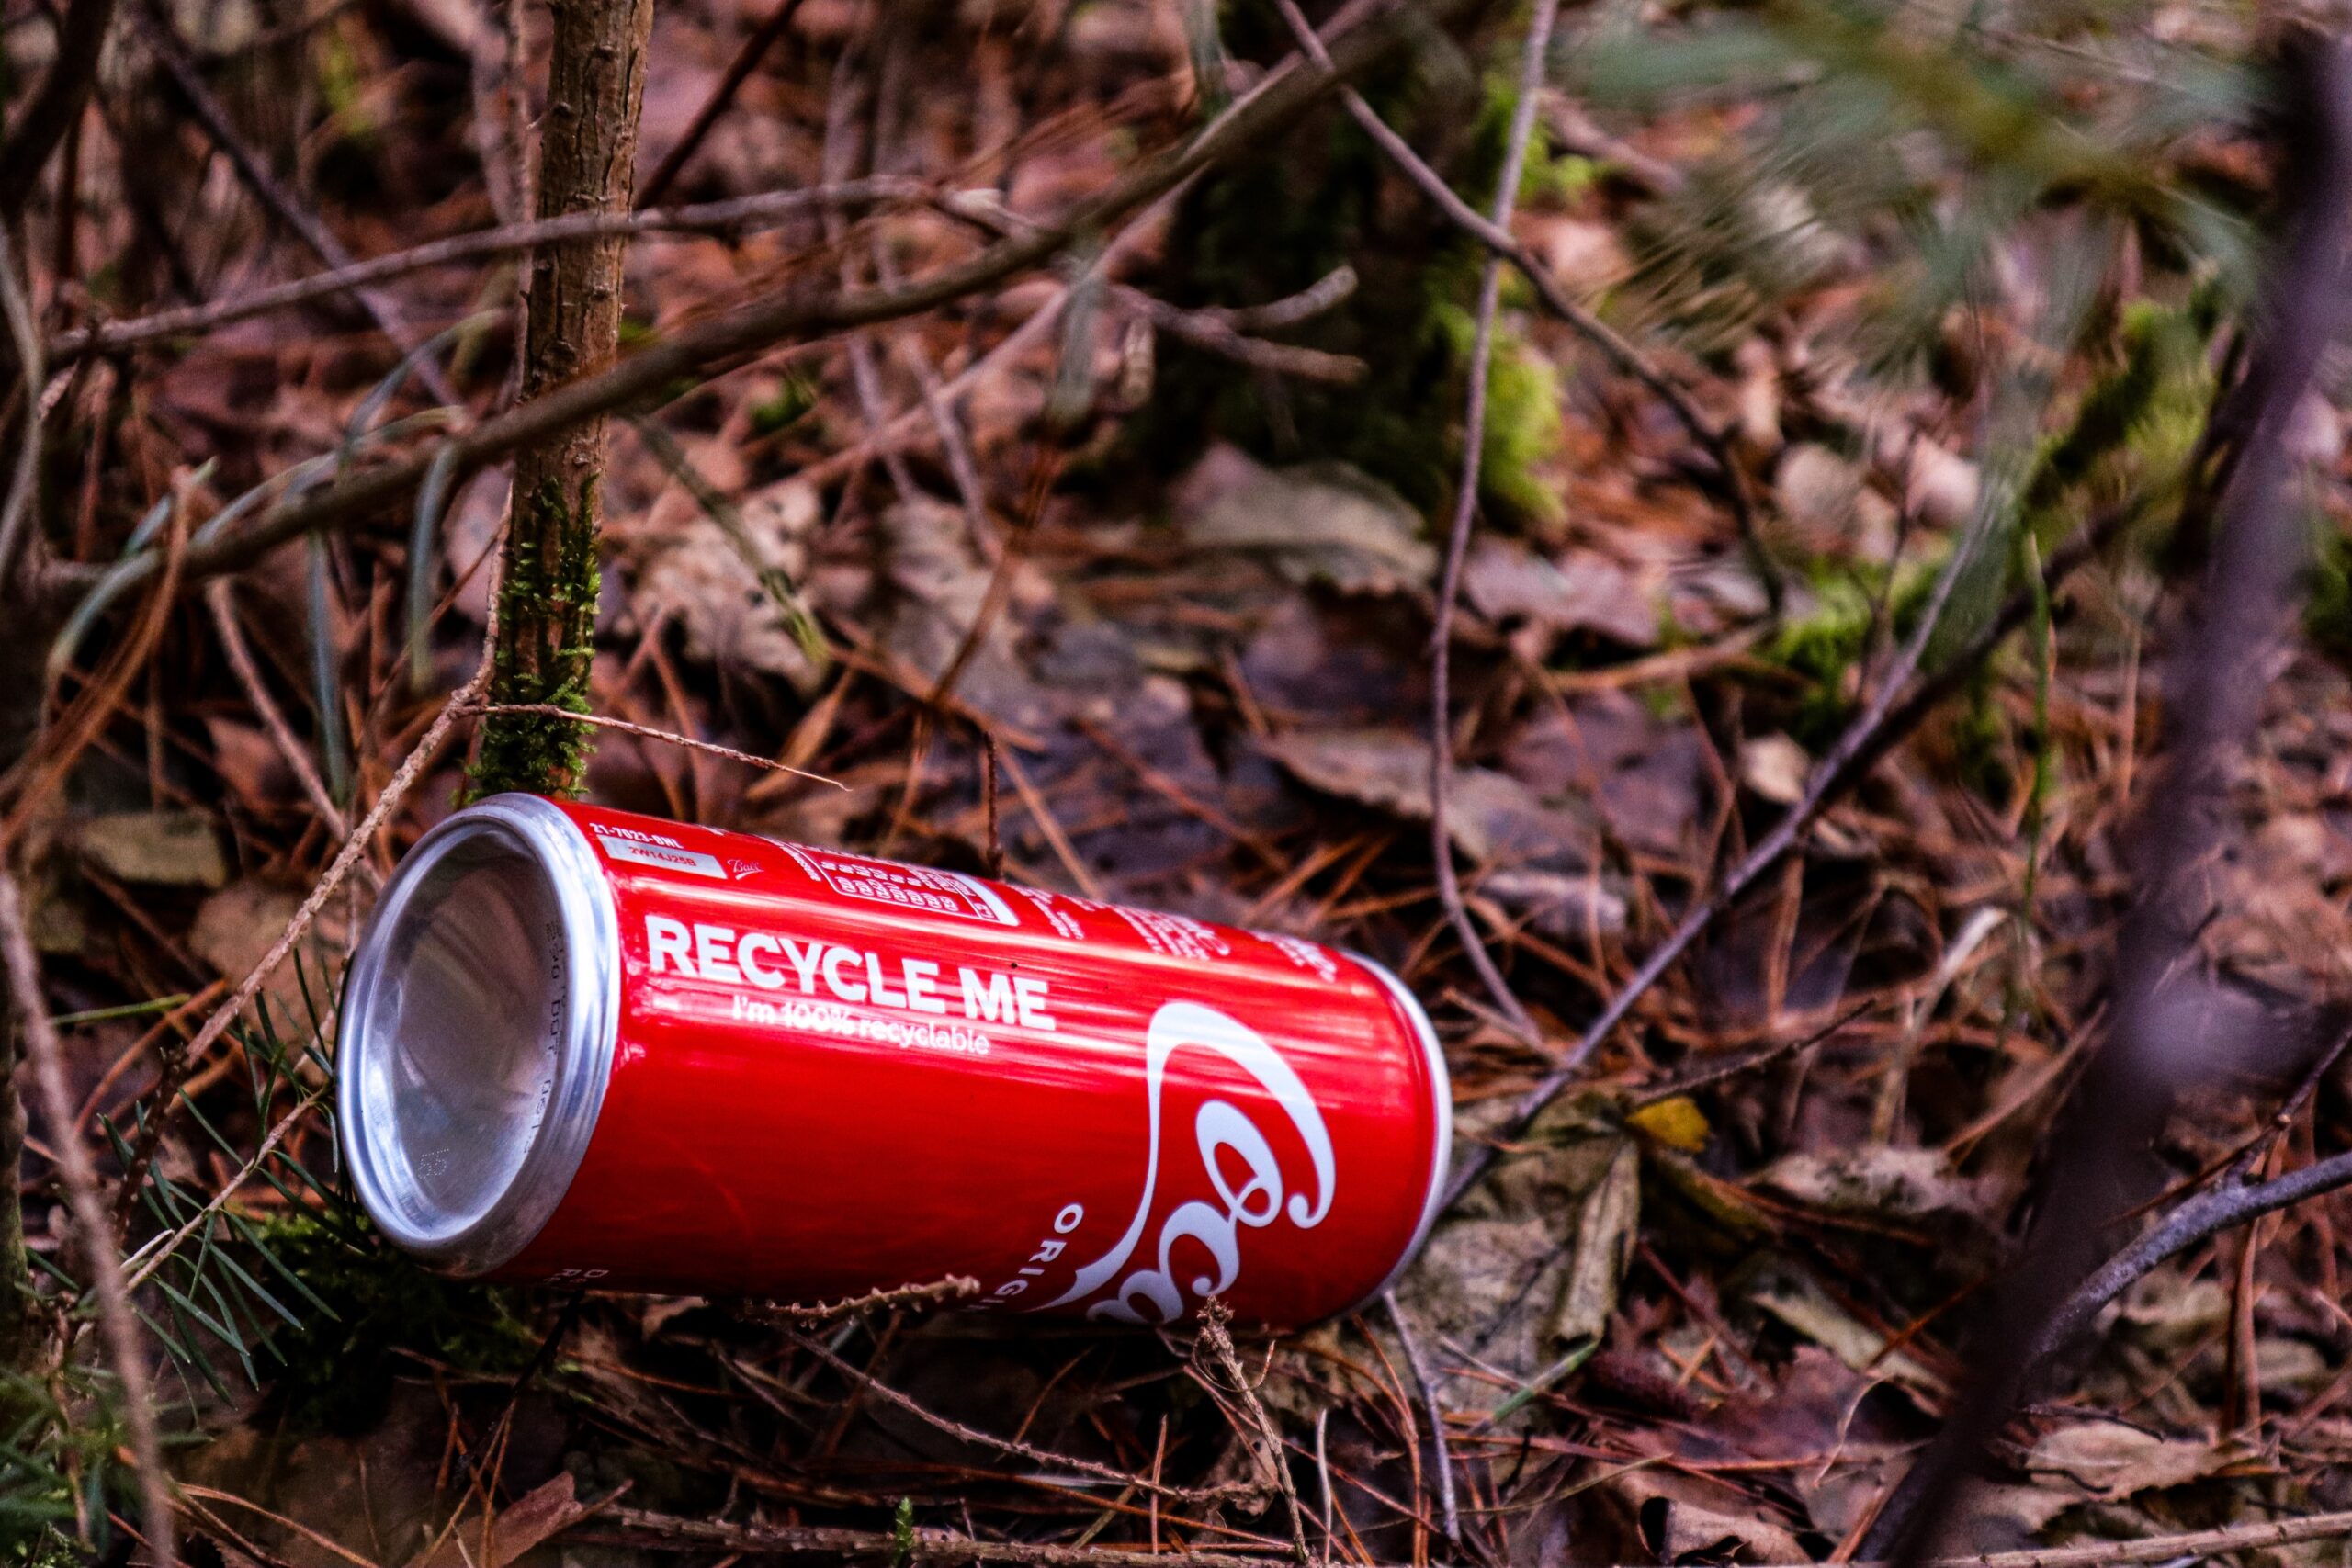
[2021,1419,2240,1500]
[1175,445,1435,596]
[1749,1274,1945,1397]
[1261,728,1596,866]
[1611,1468,1812,1565]
[1464,537,1660,649]
[630,474,825,693]
[1552,1137,1641,1345]
[1756,1145,1988,1221]
[412,1472,605,1568]
[77,812,229,888]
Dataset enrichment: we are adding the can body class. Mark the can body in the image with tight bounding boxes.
[338,795,1450,1327]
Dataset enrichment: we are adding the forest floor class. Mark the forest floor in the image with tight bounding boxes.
[6,0,2352,1563]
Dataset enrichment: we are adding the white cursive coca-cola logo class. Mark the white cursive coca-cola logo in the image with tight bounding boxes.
[1039,1001,1335,1324]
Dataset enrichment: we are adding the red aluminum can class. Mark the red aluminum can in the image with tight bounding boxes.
[337,795,1449,1327]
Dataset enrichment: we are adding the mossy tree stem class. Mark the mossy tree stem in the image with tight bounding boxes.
[469,0,653,798]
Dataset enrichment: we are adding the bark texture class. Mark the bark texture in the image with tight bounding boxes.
[469,0,654,797]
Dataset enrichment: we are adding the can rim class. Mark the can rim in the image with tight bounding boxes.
[1347,951,1453,1312]
[336,794,619,1275]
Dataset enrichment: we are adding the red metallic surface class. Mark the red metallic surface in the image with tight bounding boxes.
[500,800,1449,1327]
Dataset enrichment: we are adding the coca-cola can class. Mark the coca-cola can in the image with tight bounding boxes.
[337,794,1451,1327]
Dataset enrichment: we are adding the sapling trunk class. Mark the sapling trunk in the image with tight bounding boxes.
[469,0,654,798]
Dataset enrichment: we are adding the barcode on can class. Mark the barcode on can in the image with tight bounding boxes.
[595,833,728,879]
[778,844,1019,924]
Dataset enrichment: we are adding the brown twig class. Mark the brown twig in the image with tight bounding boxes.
[636,0,810,208]
[206,579,356,840]
[824,28,922,510]
[1109,282,1364,383]
[982,735,1004,877]
[867,154,996,549]
[1381,1289,1463,1553]
[0,228,43,585]
[2221,1017,2352,1179]
[0,869,176,1568]
[1198,1300,1312,1565]
[0,467,190,853]
[1747,1508,2352,1568]
[473,704,846,789]
[2030,1145,2352,1371]
[1630,999,1871,1111]
[0,0,118,218]
[1424,0,1560,1049]
[109,525,521,1301]
[788,1326,1242,1503]
[1208,266,1361,332]
[597,1506,1302,1565]
[48,177,935,358]
[37,0,1480,614]
[800,276,1066,491]
[1851,505,2132,791]
[742,1274,979,1323]
[119,1081,331,1292]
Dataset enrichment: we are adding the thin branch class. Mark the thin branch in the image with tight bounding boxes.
[0,869,176,1568]
[636,0,809,208]
[475,703,846,787]
[933,152,1363,381]
[0,0,118,217]
[741,1274,978,1323]
[1748,1508,2352,1568]
[1382,1289,1462,1552]
[37,0,1475,614]
[206,580,355,840]
[1198,1300,1311,1566]
[123,581,372,1232]
[119,1083,328,1292]
[898,328,998,532]
[1423,0,1560,1047]
[787,1326,1245,1503]
[1629,1004,1867,1111]
[598,1506,1296,1565]
[870,207,996,551]
[0,228,43,586]
[1847,508,2132,815]
[2033,1145,2352,1371]
[799,268,1066,491]
[1211,266,1359,331]
[824,30,921,509]
[111,572,514,1289]
[49,177,935,357]
[1110,282,1363,383]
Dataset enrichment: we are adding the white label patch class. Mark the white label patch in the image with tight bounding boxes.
[596,834,726,879]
